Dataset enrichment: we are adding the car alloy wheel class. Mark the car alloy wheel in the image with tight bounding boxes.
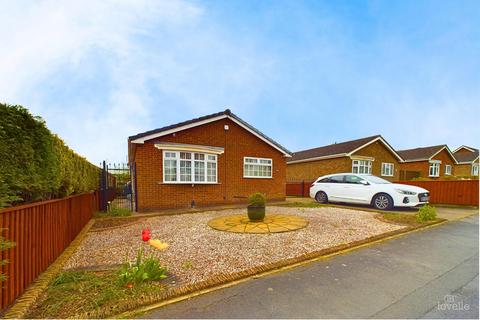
[374,194,391,210]
[315,191,328,204]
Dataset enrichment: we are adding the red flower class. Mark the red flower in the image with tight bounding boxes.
[142,229,151,242]
[126,283,133,289]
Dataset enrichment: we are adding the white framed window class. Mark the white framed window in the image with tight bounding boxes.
[352,160,372,174]
[472,164,479,176]
[445,165,452,175]
[243,157,272,178]
[381,163,394,177]
[163,150,217,183]
[429,161,440,177]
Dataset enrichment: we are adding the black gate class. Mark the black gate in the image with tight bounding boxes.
[99,161,135,212]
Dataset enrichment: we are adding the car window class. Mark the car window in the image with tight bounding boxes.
[328,175,345,183]
[345,175,366,184]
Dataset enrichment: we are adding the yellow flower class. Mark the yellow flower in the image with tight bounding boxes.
[148,239,169,250]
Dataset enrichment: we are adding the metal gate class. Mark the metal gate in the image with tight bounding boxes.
[99,161,135,212]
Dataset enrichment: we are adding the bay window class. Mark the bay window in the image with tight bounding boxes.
[244,157,273,178]
[352,160,372,174]
[163,150,217,183]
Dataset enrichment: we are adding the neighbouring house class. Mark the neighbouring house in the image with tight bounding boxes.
[286,135,403,182]
[452,145,479,177]
[128,109,291,211]
[397,145,457,180]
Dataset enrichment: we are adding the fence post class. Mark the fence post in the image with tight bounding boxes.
[300,180,304,197]
[100,161,107,211]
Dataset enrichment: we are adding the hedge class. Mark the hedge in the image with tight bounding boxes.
[0,103,100,207]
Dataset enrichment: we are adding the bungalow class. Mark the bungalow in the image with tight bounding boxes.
[452,145,479,176]
[286,135,403,181]
[397,145,457,180]
[128,109,291,211]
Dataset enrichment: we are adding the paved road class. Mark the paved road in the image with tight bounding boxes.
[144,215,479,319]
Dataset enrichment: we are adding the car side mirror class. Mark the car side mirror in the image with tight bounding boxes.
[360,180,369,185]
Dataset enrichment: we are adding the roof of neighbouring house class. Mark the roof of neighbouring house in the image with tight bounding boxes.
[396,144,458,163]
[454,149,479,163]
[128,109,292,157]
[288,135,403,163]
[453,145,478,153]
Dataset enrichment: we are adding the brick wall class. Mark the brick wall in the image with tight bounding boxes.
[132,118,286,211]
[351,140,401,181]
[399,149,457,179]
[286,140,401,181]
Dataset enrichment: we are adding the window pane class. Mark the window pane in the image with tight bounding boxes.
[194,161,205,181]
[207,162,216,182]
[194,153,205,160]
[180,160,192,181]
[164,159,177,181]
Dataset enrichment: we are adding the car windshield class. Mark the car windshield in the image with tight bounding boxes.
[362,175,392,184]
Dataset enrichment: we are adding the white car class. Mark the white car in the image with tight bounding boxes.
[309,173,430,210]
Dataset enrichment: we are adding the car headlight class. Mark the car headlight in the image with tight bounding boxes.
[395,189,416,195]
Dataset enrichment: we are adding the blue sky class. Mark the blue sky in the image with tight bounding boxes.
[1,0,479,164]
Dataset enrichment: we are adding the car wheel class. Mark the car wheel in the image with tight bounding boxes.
[372,193,393,210]
[315,191,328,204]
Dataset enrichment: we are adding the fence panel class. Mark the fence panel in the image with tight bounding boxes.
[0,192,97,312]
[398,180,479,206]
[286,180,479,206]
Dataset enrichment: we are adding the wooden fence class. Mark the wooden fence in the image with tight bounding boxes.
[286,180,479,206]
[397,180,479,206]
[0,192,99,311]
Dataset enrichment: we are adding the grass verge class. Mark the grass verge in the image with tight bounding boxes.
[26,270,165,319]
[377,212,440,227]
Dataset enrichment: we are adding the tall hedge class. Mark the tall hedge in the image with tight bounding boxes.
[0,103,100,207]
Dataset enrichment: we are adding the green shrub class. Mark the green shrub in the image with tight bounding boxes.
[416,205,437,222]
[1,229,15,282]
[110,207,132,217]
[117,249,167,286]
[0,103,100,207]
[248,192,266,207]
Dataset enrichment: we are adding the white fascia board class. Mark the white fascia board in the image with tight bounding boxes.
[130,115,228,144]
[154,143,225,155]
[287,153,348,164]
[226,116,292,157]
[429,146,458,164]
[453,145,476,153]
[131,114,291,157]
[347,136,404,162]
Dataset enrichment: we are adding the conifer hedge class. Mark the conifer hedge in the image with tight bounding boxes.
[0,103,100,207]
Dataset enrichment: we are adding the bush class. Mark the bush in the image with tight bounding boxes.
[416,205,437,222]
[1,229,15,282]
[109,207,132,217]
[117,249,167,287]
[248,192,266,207]
[0,103,100,207]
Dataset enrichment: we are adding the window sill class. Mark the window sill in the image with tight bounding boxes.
[243,176,273,179]
[381,175,394,177]
[159,182,221,185]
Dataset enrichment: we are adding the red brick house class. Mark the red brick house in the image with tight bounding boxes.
[128,109,291,211]
[452,145,479,177]
[286,135,403,181]
[397,145,458,180]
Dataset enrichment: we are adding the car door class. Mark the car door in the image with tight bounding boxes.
[321,175,346,202]
[339,174,372,203]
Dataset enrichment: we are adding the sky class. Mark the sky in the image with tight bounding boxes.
[1,0,479,165]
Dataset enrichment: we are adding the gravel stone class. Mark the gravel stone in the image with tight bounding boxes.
[64,207,403,286]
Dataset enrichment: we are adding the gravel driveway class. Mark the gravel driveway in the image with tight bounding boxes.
[64,207,404,286]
